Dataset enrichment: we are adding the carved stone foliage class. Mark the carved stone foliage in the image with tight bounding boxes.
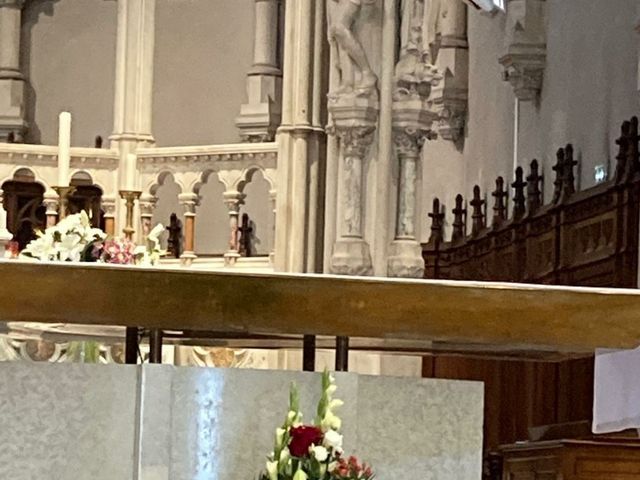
[499,0,547,101]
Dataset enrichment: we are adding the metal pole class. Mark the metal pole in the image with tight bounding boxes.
[125,327,139,364]
[149,329,163,364]
[302,334,316,371]
[335,336,349,372]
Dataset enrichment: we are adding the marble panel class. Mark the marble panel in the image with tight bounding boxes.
[0,363,139,480]
[0,363,483,480]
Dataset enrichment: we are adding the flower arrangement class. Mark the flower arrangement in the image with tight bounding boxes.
[260,371,374,480]
[19,211,165,267]
[20,211,106,262]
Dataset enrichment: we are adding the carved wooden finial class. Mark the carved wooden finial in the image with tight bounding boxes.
[451,194,467,243]
[511,167,526,221]
[626,116,639,180]
[615,120,630,183]
[561,144,577,201]
[470,185,485,237]
[552,148,565,204]
[428,198,445,246]
[526,159,542,215]
[492,176,508,227]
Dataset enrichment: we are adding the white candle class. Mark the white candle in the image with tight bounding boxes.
[57,112,71,187]
[126,153,137,190]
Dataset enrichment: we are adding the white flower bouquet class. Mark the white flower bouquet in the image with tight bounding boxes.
[259,371,374,480]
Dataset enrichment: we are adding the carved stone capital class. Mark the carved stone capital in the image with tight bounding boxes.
[0,0,25,8]
[178,193,199,215]
[499,0,547,101]
[335,126,376,159]
[222,191,245,212]
[101,196,117,218]
[500,54,545,101]
[139,194,158,218]
[393,128,428,158]
[42,191,60,216]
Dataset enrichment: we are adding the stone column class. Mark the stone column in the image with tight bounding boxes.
[111,0,156,232]
[269,188,277,264]
[139,194,157,238]
[178,193,198,266]
[223,191,245,266]
[0,0,26,141]
[274,0,326,274]
[236,0,282,142]
[430,0,469,141]
[42,190,59,228]
[330,126,376,276]
[387,129,427,277]
[101,196,116,236]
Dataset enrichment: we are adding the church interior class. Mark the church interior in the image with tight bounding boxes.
[1,0,640,479]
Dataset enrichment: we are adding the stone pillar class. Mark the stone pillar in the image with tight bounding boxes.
[178,193,198,266]
[330,126,376,276]
[110,0,156,227]
[430,0,469,142]
[223,191,245,266]
[236,0,282,142]
[499,0,547,101]
[269,188,277,264]
[102,196,116,236]
[0,0,26,141]
[139,194,157,238]
[387,129,427,277]
[42,190,59,228]
[0,188,12,251]
[274,0,326,274]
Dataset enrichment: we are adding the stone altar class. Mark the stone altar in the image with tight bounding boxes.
[0,363,483,480]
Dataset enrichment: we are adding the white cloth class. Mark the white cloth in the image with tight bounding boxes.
[593,347,640,433]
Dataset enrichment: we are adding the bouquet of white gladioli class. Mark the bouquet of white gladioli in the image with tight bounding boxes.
[259,371,374,480]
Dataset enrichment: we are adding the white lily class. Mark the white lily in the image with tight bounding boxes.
[275,427,286,447]
[310,445,328,462]
[323,429,343,450]
[293,467,307,480]
[266,460,278,480]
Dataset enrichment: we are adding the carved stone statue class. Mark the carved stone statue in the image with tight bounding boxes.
[328,0,378,94]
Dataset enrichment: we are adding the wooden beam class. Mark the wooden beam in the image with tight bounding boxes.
[2,261,640,351]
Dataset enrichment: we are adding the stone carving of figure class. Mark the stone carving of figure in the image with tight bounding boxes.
[394,0,440,99]
[328,0,378,94]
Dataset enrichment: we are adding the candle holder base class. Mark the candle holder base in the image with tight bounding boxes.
[119,190,142,241]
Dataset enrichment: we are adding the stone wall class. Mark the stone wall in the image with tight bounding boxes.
[22,0,118,146]
[420,0,639,241]
[20,0,254,148]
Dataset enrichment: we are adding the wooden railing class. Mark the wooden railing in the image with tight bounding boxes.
[422,116,640,288]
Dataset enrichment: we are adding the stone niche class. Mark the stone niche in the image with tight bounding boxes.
[0,363,483,480]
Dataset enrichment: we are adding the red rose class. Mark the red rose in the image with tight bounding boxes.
[288,425,323,457]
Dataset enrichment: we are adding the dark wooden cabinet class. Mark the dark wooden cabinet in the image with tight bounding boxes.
[500,439,640,480]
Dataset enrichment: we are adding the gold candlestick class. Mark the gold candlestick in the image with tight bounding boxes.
[53,186,76,221]
[119,190,141,240]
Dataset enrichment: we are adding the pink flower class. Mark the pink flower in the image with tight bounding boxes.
[100,238,136,265]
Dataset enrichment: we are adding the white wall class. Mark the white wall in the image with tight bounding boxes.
[22,0,117,146]
[152,0,254,146]
[421,0,639,241]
